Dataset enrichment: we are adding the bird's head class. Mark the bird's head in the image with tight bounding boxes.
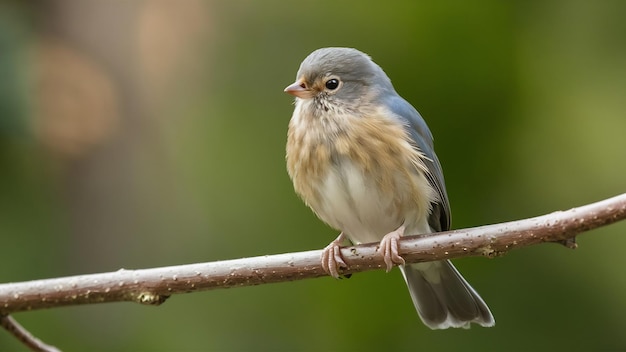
[284,47,395,116]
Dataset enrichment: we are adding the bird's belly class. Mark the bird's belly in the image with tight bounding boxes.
[313,157,407,244]
[287,110,436,244]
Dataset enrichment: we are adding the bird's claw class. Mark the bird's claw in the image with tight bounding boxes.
[379,226,406,272]
[321,233,348,278]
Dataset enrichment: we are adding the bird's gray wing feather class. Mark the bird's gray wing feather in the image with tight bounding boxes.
[385,94,494,330]
[384,94,451,232]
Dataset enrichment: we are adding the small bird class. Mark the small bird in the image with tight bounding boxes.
[284,47,494,329]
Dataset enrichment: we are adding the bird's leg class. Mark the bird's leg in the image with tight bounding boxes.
[379,225,406,272]
[321,232,348,278]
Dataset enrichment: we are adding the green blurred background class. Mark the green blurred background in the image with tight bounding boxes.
[1,0,625,350]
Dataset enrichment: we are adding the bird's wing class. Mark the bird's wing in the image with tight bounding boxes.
[385,95,451,232]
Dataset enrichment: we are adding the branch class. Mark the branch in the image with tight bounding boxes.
[1,193,625,316]
[1,315,60,352]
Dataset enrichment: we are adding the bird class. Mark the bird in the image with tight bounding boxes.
[284,47,494,329]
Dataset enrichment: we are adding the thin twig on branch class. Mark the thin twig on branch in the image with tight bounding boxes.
[1,193,625,316]
[0,315,60,352]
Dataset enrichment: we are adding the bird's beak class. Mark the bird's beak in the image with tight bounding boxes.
[284,79,311,99]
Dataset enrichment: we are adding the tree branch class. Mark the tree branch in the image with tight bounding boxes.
[1,315,60,352]
[1,193,625,316]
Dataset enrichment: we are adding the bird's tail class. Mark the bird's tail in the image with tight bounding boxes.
[399,260,494,329]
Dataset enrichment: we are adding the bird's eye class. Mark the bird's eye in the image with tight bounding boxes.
[325,79,339,90]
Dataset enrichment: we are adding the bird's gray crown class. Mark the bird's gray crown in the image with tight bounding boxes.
[297,47,394,92]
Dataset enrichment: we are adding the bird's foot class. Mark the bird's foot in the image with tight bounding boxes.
[321,232,348,278]
[379,225,406,272]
